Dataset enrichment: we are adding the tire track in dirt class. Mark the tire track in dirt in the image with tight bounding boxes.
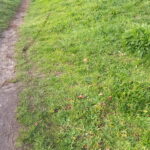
[0,0,30,149]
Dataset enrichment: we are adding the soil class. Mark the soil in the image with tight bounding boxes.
[0,0,30,149]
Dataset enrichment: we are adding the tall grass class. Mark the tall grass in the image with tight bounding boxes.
[17,0,150,149]
[0,0,20,33]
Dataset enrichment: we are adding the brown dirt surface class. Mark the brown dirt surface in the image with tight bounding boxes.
[0,0,30,149]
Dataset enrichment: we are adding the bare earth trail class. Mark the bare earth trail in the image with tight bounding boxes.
[0,0,30,149]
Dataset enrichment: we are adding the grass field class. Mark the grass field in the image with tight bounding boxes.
[0,0,20,34]
[17,0,150,149]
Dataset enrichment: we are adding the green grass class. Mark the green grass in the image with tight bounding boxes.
[0,0,20,34]
[17,0,150,149]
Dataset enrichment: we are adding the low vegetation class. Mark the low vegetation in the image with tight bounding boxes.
[0,0,20,33]
[17,0,150,149]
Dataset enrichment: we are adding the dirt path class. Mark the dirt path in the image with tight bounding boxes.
[0,0,30,149]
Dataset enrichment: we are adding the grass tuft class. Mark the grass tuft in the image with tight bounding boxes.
[123,24,150,58]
